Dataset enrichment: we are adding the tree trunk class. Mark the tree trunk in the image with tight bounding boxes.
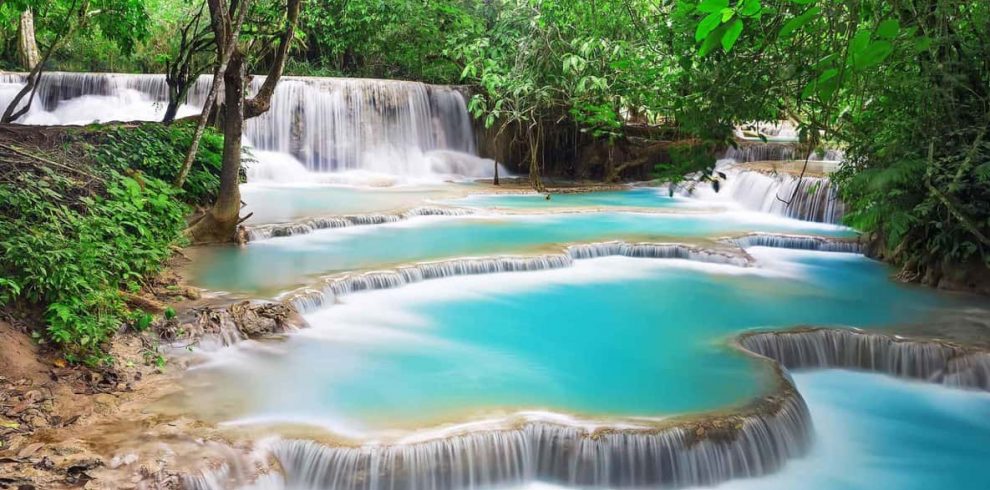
[528,125,545,192]
[493,159,500,185]
[17,9,40,70]
[186,0,299,244]
[162,85,183,124]
[187,52,246,243]
[176,0,253,187]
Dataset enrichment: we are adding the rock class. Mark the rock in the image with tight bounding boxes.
[182,287,201,300]
[92,394,118,416]
[33,456,54,471]
[17,442,44,457]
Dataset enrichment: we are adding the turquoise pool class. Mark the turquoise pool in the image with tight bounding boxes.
[190,211,856,295]
[184,250,954,437]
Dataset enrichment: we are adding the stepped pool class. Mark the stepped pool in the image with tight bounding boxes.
[182,250,950,435]
[189,209,855,295]
[8,72,989,490]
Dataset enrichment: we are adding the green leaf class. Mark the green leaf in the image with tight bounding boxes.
[722,18,744,52]
[875,19,900,40]
[740,0,762,16]
[720,8,735,22]
[698,26,724,56]
[854,41,893,69]
[696,12,723,42]
[779,7,820,39]
[697,0,730,13]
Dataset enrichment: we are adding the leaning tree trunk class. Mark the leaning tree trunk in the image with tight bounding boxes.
[17,9,40,69]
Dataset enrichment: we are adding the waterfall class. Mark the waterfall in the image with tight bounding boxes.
[285,242,751,314]
[695,167,845,224]
[0,72,495,179]
[723,143,843,163]
[246,206,475,241]
[739,328,990,391]
[726,233,862,253]
[185,372,812,490]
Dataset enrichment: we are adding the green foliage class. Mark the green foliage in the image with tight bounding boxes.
[0,123,220,364]
[0,0,151,71]
[678,0,990,274]
[655,140,720,193]
[292,0,480,83]
[86,122,224,205]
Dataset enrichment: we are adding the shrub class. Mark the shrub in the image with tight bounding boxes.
[0,123,222,364]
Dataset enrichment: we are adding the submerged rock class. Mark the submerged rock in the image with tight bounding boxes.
[169,301,306,347]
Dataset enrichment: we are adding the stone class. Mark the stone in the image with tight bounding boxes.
[17,442,44,457]
[92,394,118,416]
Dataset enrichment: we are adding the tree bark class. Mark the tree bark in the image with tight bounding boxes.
[186,51,246,243]
[528,124,545,192]
[175,0,252,188]
[186,0,300,243]
[17,9,41,70]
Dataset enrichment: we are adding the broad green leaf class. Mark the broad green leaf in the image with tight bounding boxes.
[740,0,762,16]
[721,8,735,22]
[875,19,900,40]
[697,0,730,13]
[722,18,744,52]
[779,7,820,39]
[696,12,723,42]
[850,29,871,55]
[698,25,724,56]
[854,41,893,69]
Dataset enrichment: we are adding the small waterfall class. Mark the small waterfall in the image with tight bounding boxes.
[726,233,862,253]
[0,72,492,179]
[723,144,843,163]
[567,242,750,266]
[716,169,845,224]
[286,242,751,314]
[739,328,990,391]
[246,206,474,241]
[187,376,811,490]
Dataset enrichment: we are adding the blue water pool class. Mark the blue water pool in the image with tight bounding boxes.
[184,251,958,439]
[189,211,856,295]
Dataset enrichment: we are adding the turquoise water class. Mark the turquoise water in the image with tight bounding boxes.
[703,371,990,490]
[188,251,950,435]
[241,183,472,225]
[446,188,701,210]
[190,212,856,294]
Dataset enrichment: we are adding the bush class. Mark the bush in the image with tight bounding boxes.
[0,123,223,364]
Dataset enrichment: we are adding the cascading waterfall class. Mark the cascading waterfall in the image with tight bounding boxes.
[739,328,990,391]
[242,77,484,176]
[261,399,811,490]
[184,363,812,490]
[246,206,475,240]
[710,168,845,224]
[723,144,843,163]
[0,72,495,179]
[725,233,862,253]
[285,242,751,313]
